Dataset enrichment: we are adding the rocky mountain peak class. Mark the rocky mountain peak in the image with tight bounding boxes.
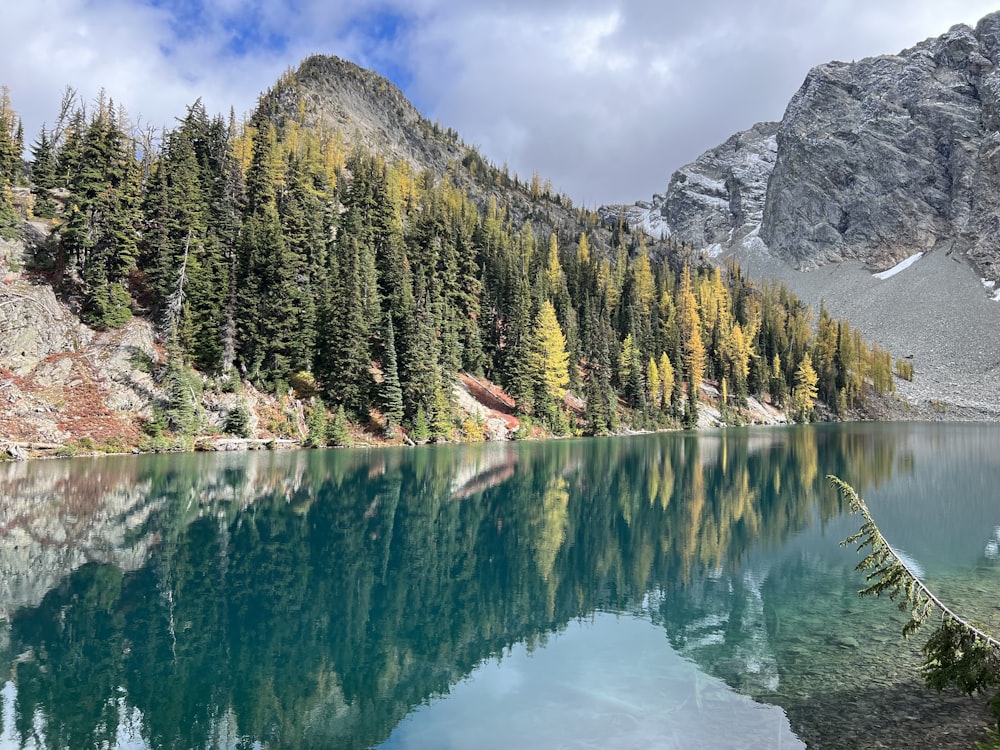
[274,54,466,177]
[264,54,636,261]
[613,11,1000,285]
[758,14,1000,278]
[604,11,1000,417]
[975,10,1000,55]
[597,121,778,247]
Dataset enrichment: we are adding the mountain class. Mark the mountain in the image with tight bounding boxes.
[607,12,1000,418]
[0,39,974,458]
[611,121,779,252]
[263,55,621,251]
[272,55,465,177]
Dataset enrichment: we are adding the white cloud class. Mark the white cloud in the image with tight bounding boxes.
[0,0,998,205]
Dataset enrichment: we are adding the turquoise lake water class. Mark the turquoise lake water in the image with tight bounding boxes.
[0,422,997,748]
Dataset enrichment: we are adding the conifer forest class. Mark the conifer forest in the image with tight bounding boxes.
[0,79,901,443]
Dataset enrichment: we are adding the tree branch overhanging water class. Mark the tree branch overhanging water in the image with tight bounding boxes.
[830,475,1000,743]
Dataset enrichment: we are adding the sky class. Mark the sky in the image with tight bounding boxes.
[1,1,998,206]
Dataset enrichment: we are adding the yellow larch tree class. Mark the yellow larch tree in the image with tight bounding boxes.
[576,232,590,265]
[545,233,563,288]
[658,352,674,410]
[530,299,570,407]
[727,322,753,402]
[793,352,819,421]
[647,356,661,409]
[632,239,656,315]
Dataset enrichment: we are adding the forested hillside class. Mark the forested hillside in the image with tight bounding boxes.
[0,67,902,449]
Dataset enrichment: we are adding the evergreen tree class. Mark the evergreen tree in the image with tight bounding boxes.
[162,342,201,437]
[210,109,246,374]
[56,106,87,188]
[179,105,242,373]
[304,398,327,448]
[326,405,351,447]
[582,308,616,436]
[833,476,1000,747]
[223,401,252,438]
[142,125,208,319]
[273,154,320,370]
[29,126,57,187]
[619,333,646,411]
[393,274,438,418]
[380,316,405,434]
[29,125,59,218]
[234,196,285,379]
[234,121,313,387]
[430,382,454,442]
[499,254,535,415]
[61,102,141,329]
[0,88,22,193]
[410,404,431,443]
[315,234,373,412]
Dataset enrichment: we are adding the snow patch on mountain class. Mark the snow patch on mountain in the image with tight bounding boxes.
[981,277,1000,301]
[874,253,923,280]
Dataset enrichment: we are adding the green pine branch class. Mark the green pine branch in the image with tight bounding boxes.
[831,475,1000,738]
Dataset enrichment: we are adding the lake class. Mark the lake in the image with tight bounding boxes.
[0,422,998,749]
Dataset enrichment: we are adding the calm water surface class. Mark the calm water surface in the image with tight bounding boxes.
[0,423,997,749]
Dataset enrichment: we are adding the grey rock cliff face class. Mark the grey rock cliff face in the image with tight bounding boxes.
[598,121,777,245]
[627,12,1000,283]
[665,121,778,249]
[761,14,1000,278]
[609,12,1000,417]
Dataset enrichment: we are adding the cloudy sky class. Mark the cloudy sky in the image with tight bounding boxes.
[1,1,998,206]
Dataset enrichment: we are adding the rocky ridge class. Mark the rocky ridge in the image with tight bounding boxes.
[607,12,1000,417]
[600,121,778,250]
[273,55,664,263]
[286,55,465,178]
[761,16,1000,277]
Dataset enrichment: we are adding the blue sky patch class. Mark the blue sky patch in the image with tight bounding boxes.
[342,8,416,92]
[138,0,290,58]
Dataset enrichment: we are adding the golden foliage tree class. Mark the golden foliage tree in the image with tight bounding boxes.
[678,264,706,425]
[658,352,674,412]
[632,240,656,315]
[530,300,570,422]
[647,356,661,410]
[793,352,819,421]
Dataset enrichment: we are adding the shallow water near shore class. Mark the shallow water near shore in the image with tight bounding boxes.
[0,422,997,748]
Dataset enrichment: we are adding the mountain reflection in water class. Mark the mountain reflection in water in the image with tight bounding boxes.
[0,423,997,749]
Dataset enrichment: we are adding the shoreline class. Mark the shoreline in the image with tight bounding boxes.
[4,409,999,463]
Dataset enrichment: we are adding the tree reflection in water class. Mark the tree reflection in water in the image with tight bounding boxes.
[0,424,956,749]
